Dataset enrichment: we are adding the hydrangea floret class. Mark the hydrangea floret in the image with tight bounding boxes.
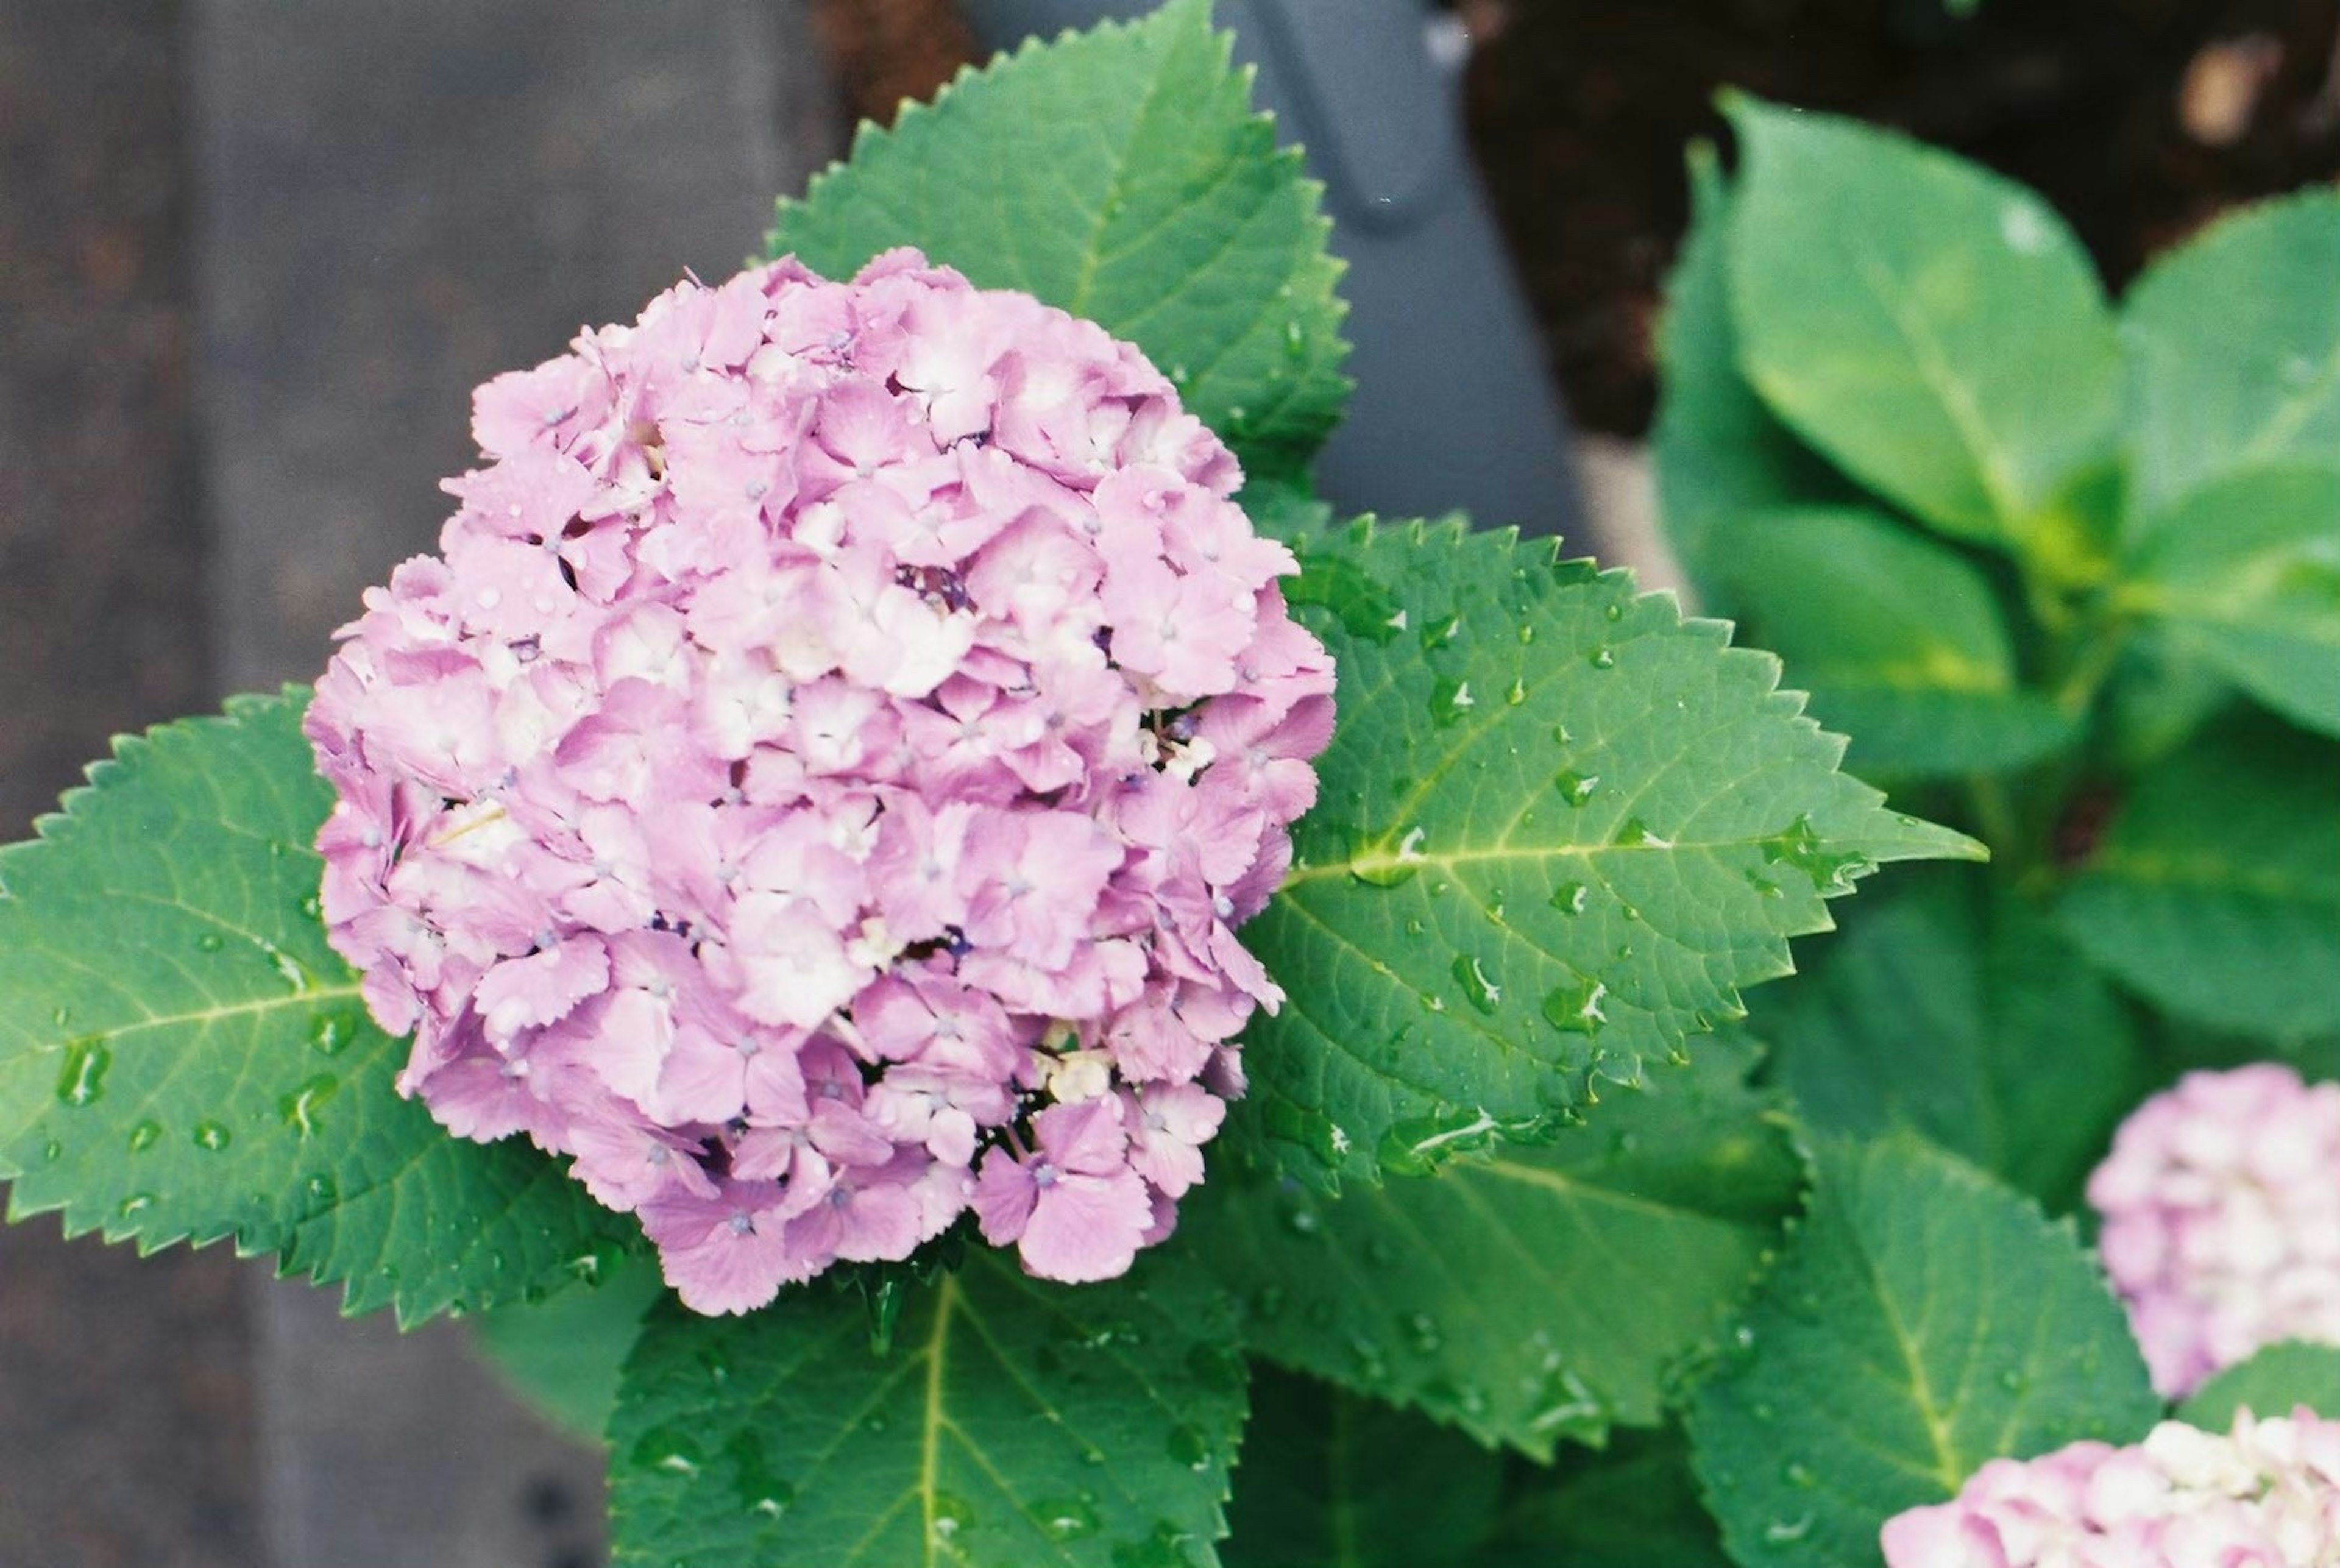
[1881,1408,2340,1567]
[303,249,1334,1314]
[2087,1063,2340,1397]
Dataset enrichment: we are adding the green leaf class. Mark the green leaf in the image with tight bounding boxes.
[1188,1034,1802,1456]
[1714,505,2077,777]
[2057,715,2340,1040]
[2117,464,2340,738]
[1761,865,2149,1213]
[1220,1367,1502,1568]
[608,1254,1249,1568]
[1484,1424,1732,1568]
[1653,144,1859,605]
[1230,516,1979,1187]
[0,692,633,1323]
[1685,1134,2160,1568]
[2178,1341,2340,1427]
[2121,190,2340,521]
[765,0,1349,485]
[472,1250,665,1444]
[1723,96,2120,555]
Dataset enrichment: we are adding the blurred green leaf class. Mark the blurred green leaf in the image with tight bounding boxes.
[2121,190,2340,522]
[2179,1342,2340,1427]
[1760,865,2147,1213]
[2118,464,2340,738]
[1653,145,1858,608]
[1724,97,2120,559]
[2058,716,2340,1041]
[1714,505,2077,777]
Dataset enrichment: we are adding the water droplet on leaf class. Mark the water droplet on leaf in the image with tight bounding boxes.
[55,1037,110,1107]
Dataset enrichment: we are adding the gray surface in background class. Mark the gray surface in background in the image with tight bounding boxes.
[186,2,837,1563]
[0,7,262,1566]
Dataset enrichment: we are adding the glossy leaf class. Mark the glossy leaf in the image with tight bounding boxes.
[2121,190,2340,521]
[608,1254,1249,1568]
[1189,1034,1802,1456]
[2058,716,2340,1041]
[1725,96,2120,557]
[1231,516,1979,1187]
[1686,1135,2160,1568]
[1762,865,2148,1213]
[0,692,634,1324]
[1653,144,1858,606]
[765,0,1349,486]
[1711,505,2076,777]
[2118,464,2340,738]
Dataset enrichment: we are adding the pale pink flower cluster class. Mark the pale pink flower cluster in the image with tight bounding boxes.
[305,250,1333,1314]
[1881,1409,2340,1567]
[2088,1064,2340,1397]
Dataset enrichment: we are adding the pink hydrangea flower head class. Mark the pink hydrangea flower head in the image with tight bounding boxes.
[306,250,1334,1314]
[2086,1063,2340,1396]
[1881,1408,2340,1568]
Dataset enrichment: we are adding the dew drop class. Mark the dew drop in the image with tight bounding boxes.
[726,1430,794,1520]
[1165,1424,1212,1471]
[297,893,323,922]
[127,1119,161,1154]
[1540,979,1608,1037]
[1505,677,1527,706]
[55,1037,111,1107]
[278,1073,341,1138]
[260,942,318,994]
[1450,954,1502,1015]
[1764,1514,1816,1545]
[41,1139,62,1164]
[194,932,225,953]
[49,1006,71,1028]
[1402,1311,1444,1353]
[303,1172,338,1205]
[1032,1494,1102,1542]
[1553,770,1598,807]
[1550,881,1589,915]
[1784,1461,1817,1489]
[1612,817,1671,848]
[308,1012,357,1057]
[193,1121,232,1153]
[1428,677,1475,727]
[1760,814,1873,893]
[1588,647,1616,670]
[927,1492,976,1544]
[1283,1203,1322,1239]
[118,1192,156,1220]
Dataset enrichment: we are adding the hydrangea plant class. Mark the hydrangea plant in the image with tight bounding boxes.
[1,6,2333,1566]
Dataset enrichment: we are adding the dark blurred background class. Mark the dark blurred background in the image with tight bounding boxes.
[1,2,2332,1564]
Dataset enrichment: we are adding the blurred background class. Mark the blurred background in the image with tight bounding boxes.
[1,2,2332,1564]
